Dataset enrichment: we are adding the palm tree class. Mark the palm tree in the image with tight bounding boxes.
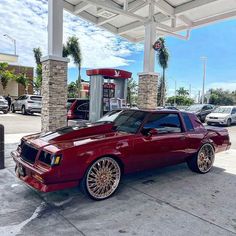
[64,36,82,97]
[156,38,169,106]
[68,81,77,98]
[177,87,189,96]
[15,73,30,94]
[33,48,42,94]
[0,62,14,95]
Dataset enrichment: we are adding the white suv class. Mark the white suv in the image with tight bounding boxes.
[12,95,42,115]
[206,106,236,126]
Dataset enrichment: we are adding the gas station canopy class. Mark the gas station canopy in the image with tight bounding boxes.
[63,0,236,42]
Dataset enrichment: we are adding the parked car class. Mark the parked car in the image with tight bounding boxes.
[11,95,42,115]
[0,96,9,114]
[206,106,236,126]
[185,104,214,122]
[12,109,230,200]
[67,98,89,120]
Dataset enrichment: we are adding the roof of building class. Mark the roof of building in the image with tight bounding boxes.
[63,0,236,42]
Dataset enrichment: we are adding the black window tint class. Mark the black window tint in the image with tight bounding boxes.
[144,113,182,134]
[182,113,194,131]
[77,103,89,111]
[114,110,147,133]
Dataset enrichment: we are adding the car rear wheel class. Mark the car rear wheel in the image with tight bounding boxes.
[81,157,121,200]
[187,143,215,174]
[21,106,27,115]
[226,118,231,127]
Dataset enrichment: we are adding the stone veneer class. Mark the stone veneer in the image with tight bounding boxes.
[137,73,158,110]
[41,59,68,132]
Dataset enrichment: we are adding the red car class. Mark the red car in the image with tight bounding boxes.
[12,110,231,200]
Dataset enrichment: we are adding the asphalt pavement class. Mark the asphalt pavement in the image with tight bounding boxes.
[1,113,236,236]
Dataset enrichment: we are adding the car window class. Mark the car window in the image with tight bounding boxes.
[231,108,236,114]
[77,102,89,111]
[17,96,22,100]
[206,105,213,110]
[114,110,147,134]
[30,96,42,101]
[21,95,27,100]
[182,113,194,131]
[202,106,208,111]
[143,113,182,134]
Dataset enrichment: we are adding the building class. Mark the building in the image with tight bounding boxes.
[0,53,34,98]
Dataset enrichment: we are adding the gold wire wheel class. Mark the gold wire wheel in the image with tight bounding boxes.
[197,144,215,173]
[86,157,121,199]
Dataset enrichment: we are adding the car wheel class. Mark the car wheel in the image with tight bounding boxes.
[81,157,121,200]
[187,143,215,174]
[11,105,15,113]
[3,110,8,114]
[226,118,231,127]
[21,106,27,115]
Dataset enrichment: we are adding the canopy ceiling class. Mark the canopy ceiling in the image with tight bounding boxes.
[63,0,236,42]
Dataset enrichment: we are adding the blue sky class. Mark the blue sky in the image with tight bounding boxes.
[0,0,236,100]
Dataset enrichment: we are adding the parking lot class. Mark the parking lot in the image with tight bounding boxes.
[1,113,236,235]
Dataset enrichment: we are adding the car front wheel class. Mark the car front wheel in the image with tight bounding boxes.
[11,105,15,113]
[81,157,121,200]
[187,143,215,174]
[226,118,231,127]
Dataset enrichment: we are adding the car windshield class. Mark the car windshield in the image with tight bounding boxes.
[97,110,123,122]
[186,105,203,112]
[213,107,232,114]
[112,110,147,134]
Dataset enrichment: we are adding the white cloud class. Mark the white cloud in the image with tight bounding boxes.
[0,0,143,69]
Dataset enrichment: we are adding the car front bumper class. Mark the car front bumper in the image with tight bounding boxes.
[26,107,41,113]
[0,105,8,111]
[11,151,79,192]
[206,118,227,125]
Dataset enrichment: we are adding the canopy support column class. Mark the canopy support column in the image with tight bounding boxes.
[41,0,69,132]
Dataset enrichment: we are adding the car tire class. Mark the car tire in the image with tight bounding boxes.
[81,156,121,200]
[187,143,215,174]
[226,118,231,127]
[11,105,15,113]
[3,110,8,114]
[22,106,27,115]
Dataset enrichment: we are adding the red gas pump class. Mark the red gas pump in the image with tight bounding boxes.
[86,68,132,122]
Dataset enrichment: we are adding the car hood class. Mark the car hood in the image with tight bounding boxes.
[207,113,230,118]
[22,122,132,151]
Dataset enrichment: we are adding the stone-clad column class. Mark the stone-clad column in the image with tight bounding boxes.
[41,57,68,132]
[137,72,159,110]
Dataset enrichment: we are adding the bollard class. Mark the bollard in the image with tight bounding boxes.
[0,124,4,169]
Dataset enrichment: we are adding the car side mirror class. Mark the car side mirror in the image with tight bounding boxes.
[148,129,158,136]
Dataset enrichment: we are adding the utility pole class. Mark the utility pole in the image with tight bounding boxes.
[3,34,16,55]
[201,57,207,104]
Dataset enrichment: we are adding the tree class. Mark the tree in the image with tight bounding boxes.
[68,81,77,98]
[167,95,194,106]
[156,38,169,106]
[127,78,138,106]
[33,47,42,94]
[64,36,82,97]
[15,72,30,94]
[208,88,234,105]
[0,62,15,95]
[176,87,189,97]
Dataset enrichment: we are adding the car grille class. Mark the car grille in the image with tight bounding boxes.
[0,101,5,105]
[21,142,38,164]
[209,117,218,119]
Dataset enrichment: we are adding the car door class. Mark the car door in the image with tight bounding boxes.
[15,96,22,110]
[231,107,236,123]
[131,112,188,172]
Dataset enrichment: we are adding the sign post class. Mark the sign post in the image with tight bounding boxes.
[0,124,5,169]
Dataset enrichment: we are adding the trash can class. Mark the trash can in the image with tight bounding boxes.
[0,124,4,169]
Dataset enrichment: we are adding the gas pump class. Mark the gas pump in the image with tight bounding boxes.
[86,68,132,122]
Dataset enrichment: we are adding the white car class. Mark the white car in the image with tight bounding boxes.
[0,96,9,114]
[12,95,42,115]
[206,106,236,126]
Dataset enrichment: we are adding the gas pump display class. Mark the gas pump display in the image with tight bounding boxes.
[103,82,115,112]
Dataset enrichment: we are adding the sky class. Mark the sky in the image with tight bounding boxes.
[0,0,236,100]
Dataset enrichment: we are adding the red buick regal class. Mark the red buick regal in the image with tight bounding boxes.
[12,109,231,200]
